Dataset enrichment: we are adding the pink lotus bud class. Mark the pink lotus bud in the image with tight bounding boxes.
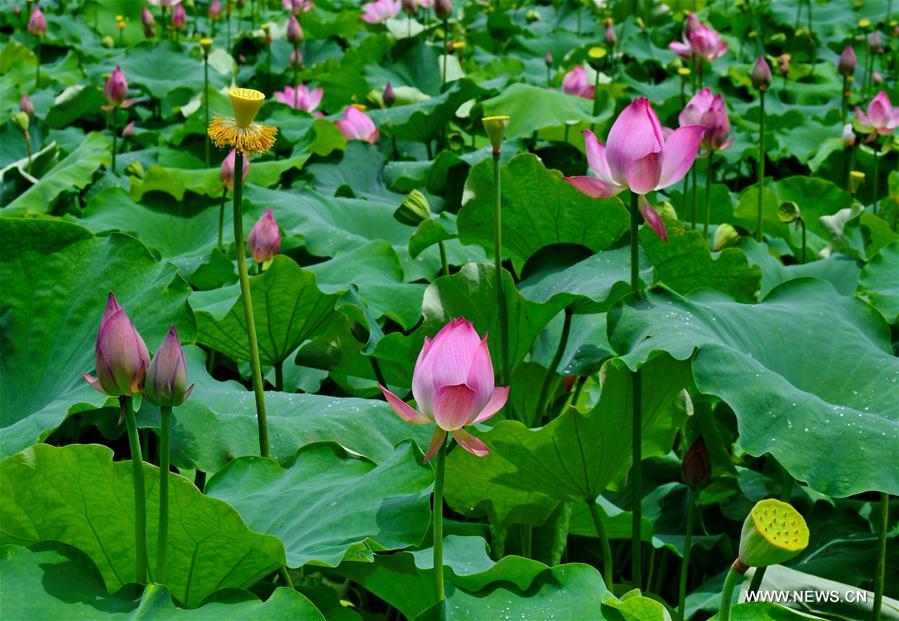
[171,4,186,29]
[19,93,34,116]
[639,199,667,241]
[378,318,509,463]
[751,55,772,91]
[335,106,379,144]
[682,436,711,488]
[220,148,250,190]
[855,91,899,136]
[142,6,156,26]
[683,12,701,38]
[287,14,303,44]
[383,82,395,106]
[872,71,883,85]
[561,66,595,100]
[565,98,705,198]
[841,123,856,147]
[104,66,128,107]
[144,325,193,407]
[838,45,856,77]
[361,0,401,23]
[28,6,46,36]
[605,23,617,46]
[122,121,136,138]
[544,51,553,66]
[868,31,883,54]
[209,0,223,19]
[248,209,281,263]
[83,293,151,397]
[290,48,303,67]
[434,0,452,19]
[776,53,790,76]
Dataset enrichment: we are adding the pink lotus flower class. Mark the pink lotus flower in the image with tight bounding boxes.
[221,148,250,191]
[838,45,856,77]
[283,0,313,13]
[122,121,136,138]
[562,66,595,100]
[104,66,129,107]
[679,88,732,152]
[248,209,282,263]
[669,13,727,62]
[27,6,47,36]
[20,93,34,116]
[362,0,401,24]
[171,4,186,29]
[144,325,193,407]
[287,14,303,43]
[83,293,151,397]
[274,84,323,113]
[565,98,706,198]
[335,106,379,144]
[379,318,509,463]
[146,0,182,6]
[209,0,222,19]
[855,91,899,137]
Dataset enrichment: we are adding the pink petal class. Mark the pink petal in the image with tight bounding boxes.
[423,428,447,464]
[606,98,665,186]
[656,124,706,189]
[867,91,891,128]
[472,386,510,424]
[412,336,434,413]
[669,41,692,59]
[582,130,615,183]
[82,372,108,395]
[451,428,490,457]
[379,384,432,424]
[564,176,623,198]
[422,319,482,394]
[432,384,481,431]
[639,199,668,241]
[464,337,495,412]
[626,152,662,195]
[855,107,872,131]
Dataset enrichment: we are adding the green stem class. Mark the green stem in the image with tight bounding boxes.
[841,75,848,126]
[592,65,601,117]
[587,500,614,588]
[493,152,510,386]
[441,18,448,90]
[756,91,766,242]
[704,152,714,239]
[293,44,299,108]
[720,565,744,621]
[275,359,284,392]
[872,144,880,216]
[535,308,572,426]
[677,488,696,621]
[233,151,270,457]
[629,191,643,588]
[218,189,228,250]
[157,405,171,583]
[111,107,118,174]
[35,39,40,88]
[872,493,889,621]
[690,167,697,230]
[204,56,210,167]
[122,396,148,584]
[800,219,806,264]
[438,241,450,277]
[433,437,448,601]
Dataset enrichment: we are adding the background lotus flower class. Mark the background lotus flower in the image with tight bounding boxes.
[682,436,711,488]
[841,123,856,147]
[561,66,595,99]
[362,0,401,24]
[335,106,379,143]
[104,66,129,107]
[83,293,150,397]
[274,84,323,113]
[679,88,732,152]
[838,45,856,76]
[669,14,727,62]
[144,325,193,407]
[751,56,772,91]
[604,20,617,46]
[19,93,33,116]
[283,0,313,13]
[171,4,186,29]
[383,82,395,106]
[209,0,222,19]
[248,209,281,263]
[146,0,183,5]
[565,98,705,198]
[855,91,899,137]
[27,6,46,36]
[434,0,451,18]
[287,15,303,43]
[379,318,509,462]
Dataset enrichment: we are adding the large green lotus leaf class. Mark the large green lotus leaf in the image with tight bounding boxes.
[115,42,213,99]
[609,279,899,497]
[458,153,629,271]
[858,240,899,324]
[3,132,110,215]
[739,239,861,299]
[0,543,324,620]
[640,221,762,303]
[306,142,406,203]
[0,219,194,458]
[0,444,285,607]
[192,255,339,367]
[137,347,431,473]
[479,83,605,138]
[205,442,432,568]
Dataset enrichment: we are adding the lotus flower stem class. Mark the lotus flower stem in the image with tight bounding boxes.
[433,435,448,601]
[690,167,698,230]
[232,151,270,457]
[218,189,228,250]
[872,143,881,216]
[157,405,172,583]
[676,488,696,621]
[293,45,300,108]
[275,360,284,392]
[441,18,449,89]
[535,308,572,426]
[111,107,118,174]
[799,218,806,263]
[756,90,766,241]
[703,152,714,238]
[438,241,450,276]
[204,55,211,167]
[493,152,510,386]
[841,75,848,125]
[587,500,613,588]
[719,564,742,621]
[121,396,148,583]
[629,190,644,588]
[35,40,40,88]
[873,492,889,621]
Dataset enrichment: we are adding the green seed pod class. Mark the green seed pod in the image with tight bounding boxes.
[713,223,740,251]
[482,115,510,153]
[777,201,800,223]
[738,499,809,568]
[394,189,431,226]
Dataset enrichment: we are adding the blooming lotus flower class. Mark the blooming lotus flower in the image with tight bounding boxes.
[362,0,401,24]
[146,0,182,5]
[751,55,772,91]
[287,15,303,43]
[679,88,732,152]
[104,66,129,107]
[274,84,323,113]
[83,293,151,397]
[562,66,595,99]
[335,106,379,143]
[171,4,186,29]
[144,325,193,407]
[838,45,856,77]
[209,0,222,19]
[208,88,278,155]
[669,13,727,62]
[855,91,899,137]
[19,93,34,116]
[28,6,47,36]
[565,98,705,199]
[248,209,281,263]
[283,0,313,13]
[221,148,250,191]
[379,318,509,462]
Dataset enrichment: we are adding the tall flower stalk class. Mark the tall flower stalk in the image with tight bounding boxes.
[28,7,46,87]
[677,437,710,621]
[201,39,213,167]
[752,56,772,241]
[208,88,278,457]
[436,0,452,89]
[873,493,889,621]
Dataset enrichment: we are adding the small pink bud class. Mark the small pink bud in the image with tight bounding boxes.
[220,148,250,191]
[171,4,186,29]
[144,325,193,407]
[82,293,150,397]
[639,199,667,241]
[776,53,790,76]
[19,93,34,116]
[142,7,155,26]
[287,14,303,44]
[290,48,303,67]
[751,55,772,91]
[248,209,281,263]
[838,45,856,77]
[868,31,883,54]
[682,436,711,488]
[122,121,136,138]
[383,82,395,106]
[27,6,47,36]
[605,23,617,46]
[104,66,128,107]
[434,0,452,19]
[209,0,223,19]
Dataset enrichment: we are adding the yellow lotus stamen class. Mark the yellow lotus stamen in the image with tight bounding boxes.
[229,88,266,129]
[588,46,607,60]
[200,38,213,49]
[208,118,278,155]
[351,103,367,111]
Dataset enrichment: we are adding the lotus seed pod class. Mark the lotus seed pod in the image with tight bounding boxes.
[777,201,800,224]
[738,499,809,568]
[482,114,510,153]
[713,223,740,251]
[849,171,865,194]
[394,189,432,226]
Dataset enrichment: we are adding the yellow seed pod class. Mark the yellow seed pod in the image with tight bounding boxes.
[858,18,871,29]
[738,499,809,568]
[678,67,691,77]
[229,88,265,128]
[588,46,607,60]
[849,171,866,194]
[482,115,510,152]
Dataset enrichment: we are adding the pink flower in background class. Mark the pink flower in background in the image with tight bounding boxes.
[287,14,303,43]
[362,0,401,23]
[122,121,136,138]
[335,106,379,143]
[838,45,856,76]
[146,0,183,6]
[565,98,706,198]
[27,6,47,36]
[855,91,899,138]
[248,209,282,263]
[379,318,509,463]
[679,88,733,152]
[209,0,223,19]
[669,13,727,62]
[83,293,150,397]
[275,84,323,113]
[220,148,250,191]
[104,66,129,107]
[639,198,667,241]
[562,66,595,99]
[171,3,187,29]
[283,0,314,13]
[19,93,34,116]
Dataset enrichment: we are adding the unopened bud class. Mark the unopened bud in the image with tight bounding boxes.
[849,171,865,194]
[394,189,432,226]
[482,114,510,154]
[713,223,740,251]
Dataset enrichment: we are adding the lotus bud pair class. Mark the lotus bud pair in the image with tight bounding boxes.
[248,209,282,263]
[679,88,733,152]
